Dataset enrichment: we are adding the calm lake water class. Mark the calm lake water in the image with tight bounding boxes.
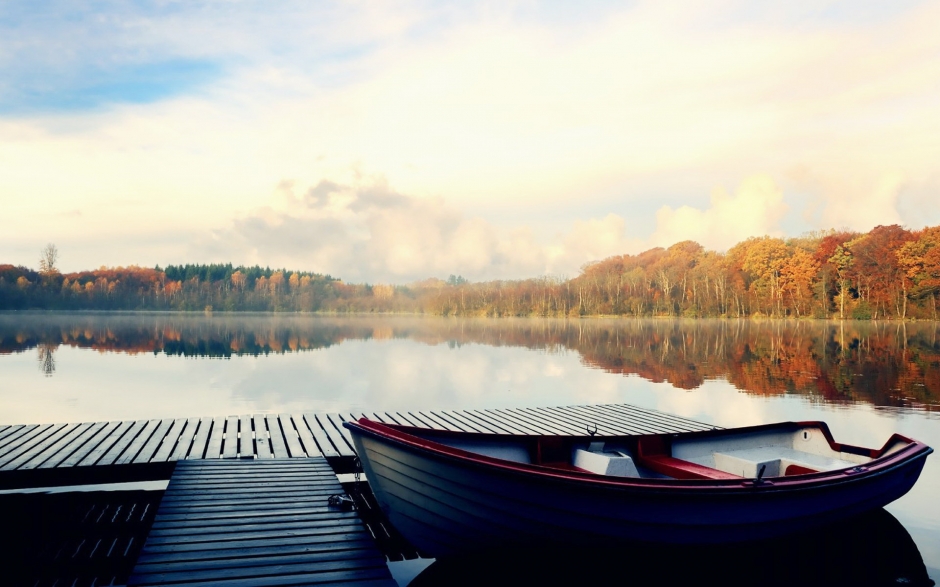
[2,312,939,583]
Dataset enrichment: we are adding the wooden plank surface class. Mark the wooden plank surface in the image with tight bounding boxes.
[1,423,86,471]
[151,418,187,462]
[253,415,272,459]
[239,415,253,458]
[54,420,121,468]
[0,423,58,466]
[278,414,307,458]
[188,417,214,460]
[510,407,582,435]
[204,416,225,459]
[79,420,133,466]
[0,424,23,444]
[265,415,289,458]
[35,421,107,469]
[0,404,717,475]
[301,414,340,459]
[170,417,200,461]
[221,416,238,459]
[321,414,356,458]
[101,419,154,466]
[128,458,395,587]
[127,418,174,465]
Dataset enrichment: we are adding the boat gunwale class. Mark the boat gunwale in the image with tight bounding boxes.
[345,419,933,492]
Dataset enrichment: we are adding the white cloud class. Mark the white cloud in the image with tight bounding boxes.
[650,176,788,251]
[201,175,646,282]
[790,169,908,233]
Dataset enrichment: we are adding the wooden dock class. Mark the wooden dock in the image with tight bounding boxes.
[128,458,395,586]
[0,404,717,488]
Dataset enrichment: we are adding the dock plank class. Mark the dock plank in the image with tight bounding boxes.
[427,411,472,432]
[0,424,24,444]
[468,409,528,434]
[1,423,86,470]
[265,415,290,458]
[389,412,422,427]
[321,414,356,458]
[150,418,187,462]
[127,418,175,465]
[34,421,106,469]
[300,414,340,459]
[55,420,122,468]
[221,416,239,459]
[488,408,557,435]
[169,417,201,461]
[513,407,584,435]
[253,415,272,459]
[546,405,642,435]
[278,414,306,458]
[293,415,339,458]
[204,416,225,459]
[187,417,213,460]
[101,419,154,466]
[128,458,395,587]
[239,415,253,457]
[0,423,50,464]
[570,404,666,435]
[414,411,454,431]
[439,410,498,433]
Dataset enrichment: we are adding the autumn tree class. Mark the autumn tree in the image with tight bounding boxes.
[898,226,940,319]
[846,226,914,318]
[39,243,59,275]
[738,237,790,316]
[828,245,853,320]
[780,248,819,317]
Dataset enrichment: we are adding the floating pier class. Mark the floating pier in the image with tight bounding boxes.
[1,404,718,585]
[128,458,396,586]
[0,404,717,489]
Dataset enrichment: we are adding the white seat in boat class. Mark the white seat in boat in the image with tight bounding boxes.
[573,448,640,477]
[712,447,858,477]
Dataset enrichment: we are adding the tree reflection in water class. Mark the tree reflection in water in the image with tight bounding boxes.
[36,343,55,377]
[1,314,937,411]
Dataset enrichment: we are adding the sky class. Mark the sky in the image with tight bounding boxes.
[1,0,939,283]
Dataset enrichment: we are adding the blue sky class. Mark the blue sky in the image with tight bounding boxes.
[2,1,939,282]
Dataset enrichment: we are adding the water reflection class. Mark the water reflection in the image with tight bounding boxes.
[36,343,55,377]
[1,314,938,411]
[410,509,933,587]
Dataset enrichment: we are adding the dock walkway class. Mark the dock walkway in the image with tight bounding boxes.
[0,404,717,488]
[127,458,395,586]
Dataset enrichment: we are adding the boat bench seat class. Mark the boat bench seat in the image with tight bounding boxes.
[711,447,859,477]
[572,448,640,477]
[637,454,742,480]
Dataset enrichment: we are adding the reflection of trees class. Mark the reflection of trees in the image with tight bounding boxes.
[36,343,55,377]
[1,315,938,410]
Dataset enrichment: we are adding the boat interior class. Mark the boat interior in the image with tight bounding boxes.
[433,424,912,481]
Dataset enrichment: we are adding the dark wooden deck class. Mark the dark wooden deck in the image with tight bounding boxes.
[0,404,717,488]
[128,458,396,586]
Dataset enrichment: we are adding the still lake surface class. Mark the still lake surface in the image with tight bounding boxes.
[2,312,939,582]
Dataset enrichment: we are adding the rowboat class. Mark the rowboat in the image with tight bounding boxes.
[343,418,932,557]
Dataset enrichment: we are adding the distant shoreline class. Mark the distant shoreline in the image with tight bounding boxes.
[1,309,937,323]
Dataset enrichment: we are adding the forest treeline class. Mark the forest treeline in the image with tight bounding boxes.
[2,224,940,319]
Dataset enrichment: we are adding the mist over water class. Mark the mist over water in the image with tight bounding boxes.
[1,312,939,579]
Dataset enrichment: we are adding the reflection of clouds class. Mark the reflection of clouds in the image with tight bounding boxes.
[654,380,769,429]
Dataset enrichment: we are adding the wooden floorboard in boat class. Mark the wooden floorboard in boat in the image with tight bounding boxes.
[0,404,719,481]
[128,458,395,587]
